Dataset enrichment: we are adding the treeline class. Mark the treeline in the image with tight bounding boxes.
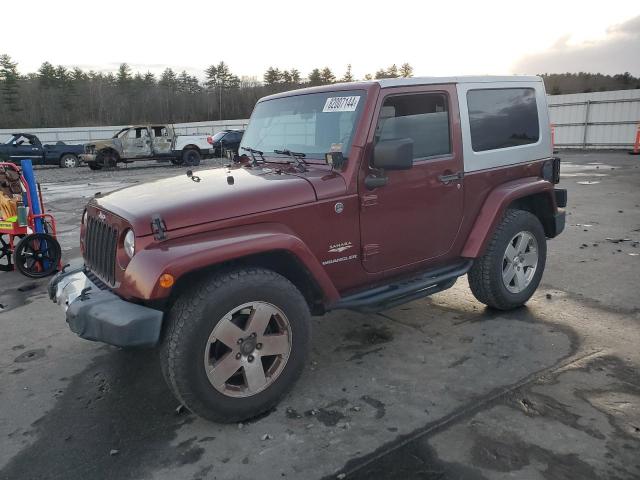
[0,54,413,129]
[541,72,640,95]
[1,52,638,129]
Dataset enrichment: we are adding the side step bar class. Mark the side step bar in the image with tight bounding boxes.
[331,260,473,313]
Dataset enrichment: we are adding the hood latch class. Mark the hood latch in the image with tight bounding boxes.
[151,214,168,241]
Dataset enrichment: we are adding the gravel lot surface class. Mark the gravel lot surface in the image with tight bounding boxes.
[0,151,638,480]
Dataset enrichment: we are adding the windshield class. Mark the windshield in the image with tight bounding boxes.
[211,131,227,141]
[112,128,129,139]
[240,90,366,161]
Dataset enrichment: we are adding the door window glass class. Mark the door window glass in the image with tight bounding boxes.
[467,88,539,152]
[375,93,451,160]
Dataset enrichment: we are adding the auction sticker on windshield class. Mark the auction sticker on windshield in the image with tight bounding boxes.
[323,96,360,112]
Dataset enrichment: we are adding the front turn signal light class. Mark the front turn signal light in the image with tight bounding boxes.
[159,273,175,289]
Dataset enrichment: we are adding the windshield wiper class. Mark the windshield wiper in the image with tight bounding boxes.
[273,149,308,171]
[241,146,265,166]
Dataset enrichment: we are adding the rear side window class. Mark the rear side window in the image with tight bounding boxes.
[376,93,451,160]
[467,88,539,152]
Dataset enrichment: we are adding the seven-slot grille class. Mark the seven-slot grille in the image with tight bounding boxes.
[84,215,118,286]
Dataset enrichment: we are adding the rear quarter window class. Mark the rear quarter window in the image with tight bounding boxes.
[467,88,539,152]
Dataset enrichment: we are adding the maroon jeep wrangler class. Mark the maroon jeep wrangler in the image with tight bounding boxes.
[49,76,566,422]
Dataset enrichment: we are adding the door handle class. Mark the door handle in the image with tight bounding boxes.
[438,172,464,184]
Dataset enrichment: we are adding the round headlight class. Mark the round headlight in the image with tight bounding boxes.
[124,229,135,258]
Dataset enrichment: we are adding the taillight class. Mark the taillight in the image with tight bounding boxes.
[207,136,213,145]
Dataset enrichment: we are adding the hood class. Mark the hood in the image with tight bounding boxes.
[91,166,317,235]
[88,138,121,150]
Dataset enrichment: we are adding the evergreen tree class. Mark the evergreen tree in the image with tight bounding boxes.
[264,67,283,86]
[320,67,335,84]
[206,62,240,89]
[308,68,322,86]
[399,63,413,78]
[143,71,156,86]
[116,63,132,86]
[159,68,177,89]
[0,54,21,114]
[289,69,301,84]
[341,64,354,82]
[37,61,57,88]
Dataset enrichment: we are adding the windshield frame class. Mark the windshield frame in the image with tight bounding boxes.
[240,89,368,163]
[112,128,130,139]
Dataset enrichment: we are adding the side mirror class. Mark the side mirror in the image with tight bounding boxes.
[373,138,413,170]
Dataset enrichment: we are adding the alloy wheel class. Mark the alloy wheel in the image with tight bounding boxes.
[502,231,538,294]
[203,301,292,398]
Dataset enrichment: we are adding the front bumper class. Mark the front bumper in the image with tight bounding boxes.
[79,153,97,163]
[48,267,163,348]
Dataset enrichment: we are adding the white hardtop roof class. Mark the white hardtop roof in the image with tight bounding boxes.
[375,75,542,88]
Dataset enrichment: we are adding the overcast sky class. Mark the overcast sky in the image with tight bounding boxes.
[3,0,639,79]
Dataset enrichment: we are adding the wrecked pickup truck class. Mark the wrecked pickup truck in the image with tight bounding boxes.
[80,124,214,169]
[50,76,566,422]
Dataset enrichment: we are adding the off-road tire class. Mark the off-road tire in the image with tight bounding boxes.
[468,209,546,310]
[59,154,79,168]
[87,162,102,170]
[160,268,311,422]
[182,149,201,166]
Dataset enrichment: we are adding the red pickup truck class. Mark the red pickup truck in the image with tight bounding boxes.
[49,76,566,422]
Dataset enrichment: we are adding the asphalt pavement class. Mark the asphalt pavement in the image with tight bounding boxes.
[0,151,638,480]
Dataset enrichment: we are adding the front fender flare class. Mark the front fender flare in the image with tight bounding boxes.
[461,177,555,258]
[119,223,339,303]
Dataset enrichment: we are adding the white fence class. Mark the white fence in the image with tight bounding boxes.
[2,88,639,150]
[548,89,640,150]
[0,119,250,145]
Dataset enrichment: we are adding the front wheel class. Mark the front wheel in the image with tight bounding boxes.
[160,268,311,422]
[59,154,79,168]
[468,209,546,310]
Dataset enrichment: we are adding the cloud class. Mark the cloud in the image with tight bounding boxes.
[512,15,640,75]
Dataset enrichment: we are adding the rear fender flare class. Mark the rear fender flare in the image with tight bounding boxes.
[461,177,555,258]
[120,223,339,303]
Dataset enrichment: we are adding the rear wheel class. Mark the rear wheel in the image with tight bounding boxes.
[87,162,103,170]
[59,154,79,168]
[160,268,311,422]
[182,149,201,166]
[468,209,546,310]
[14,233,61,278]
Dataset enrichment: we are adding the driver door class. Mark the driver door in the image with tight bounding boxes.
[359,85,464,273]
[10,135,42,164]
[122,127,152,158]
